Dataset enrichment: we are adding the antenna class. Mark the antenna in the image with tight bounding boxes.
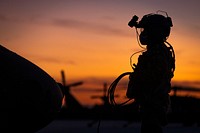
[61,70,66,86]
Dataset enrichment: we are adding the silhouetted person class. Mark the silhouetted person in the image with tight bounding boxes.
[127,12,175,133]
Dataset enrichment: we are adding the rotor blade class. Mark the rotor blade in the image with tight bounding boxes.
[66,81,83,87]
[91,96,102,99]
[172,86,200,92]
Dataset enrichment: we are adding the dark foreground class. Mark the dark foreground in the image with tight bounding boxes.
[36,120,200,133]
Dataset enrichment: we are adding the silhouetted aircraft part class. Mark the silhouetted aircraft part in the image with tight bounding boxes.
[172,86,200,96]
[73,88,103,92]
[59,70,84,110]
[66,81,83,88]
[61,70,66,86]
[0,45,63,133]
[60,70,83,88]
[91,95,119,99]
[172,86,200,92]
[61,86,83,110]
[90,83,111,106]
[91,96,101,99]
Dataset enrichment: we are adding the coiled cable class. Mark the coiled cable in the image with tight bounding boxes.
[107,72,134,107]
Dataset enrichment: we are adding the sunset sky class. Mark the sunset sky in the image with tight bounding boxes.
[1,0,200,106]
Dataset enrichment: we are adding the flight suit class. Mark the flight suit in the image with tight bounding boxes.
[127,43,174,133]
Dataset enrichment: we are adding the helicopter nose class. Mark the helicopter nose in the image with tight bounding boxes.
[0,45,63,133]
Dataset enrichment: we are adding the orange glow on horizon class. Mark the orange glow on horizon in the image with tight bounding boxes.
[1,1,200,106]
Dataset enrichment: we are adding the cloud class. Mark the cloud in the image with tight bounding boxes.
[39,57,76,65]
[0,13,47,26]
[192,24,200,34]
[0,14,9,22]
[52,18,133,37]
[27,54,76,65]
[0,13,133,38]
